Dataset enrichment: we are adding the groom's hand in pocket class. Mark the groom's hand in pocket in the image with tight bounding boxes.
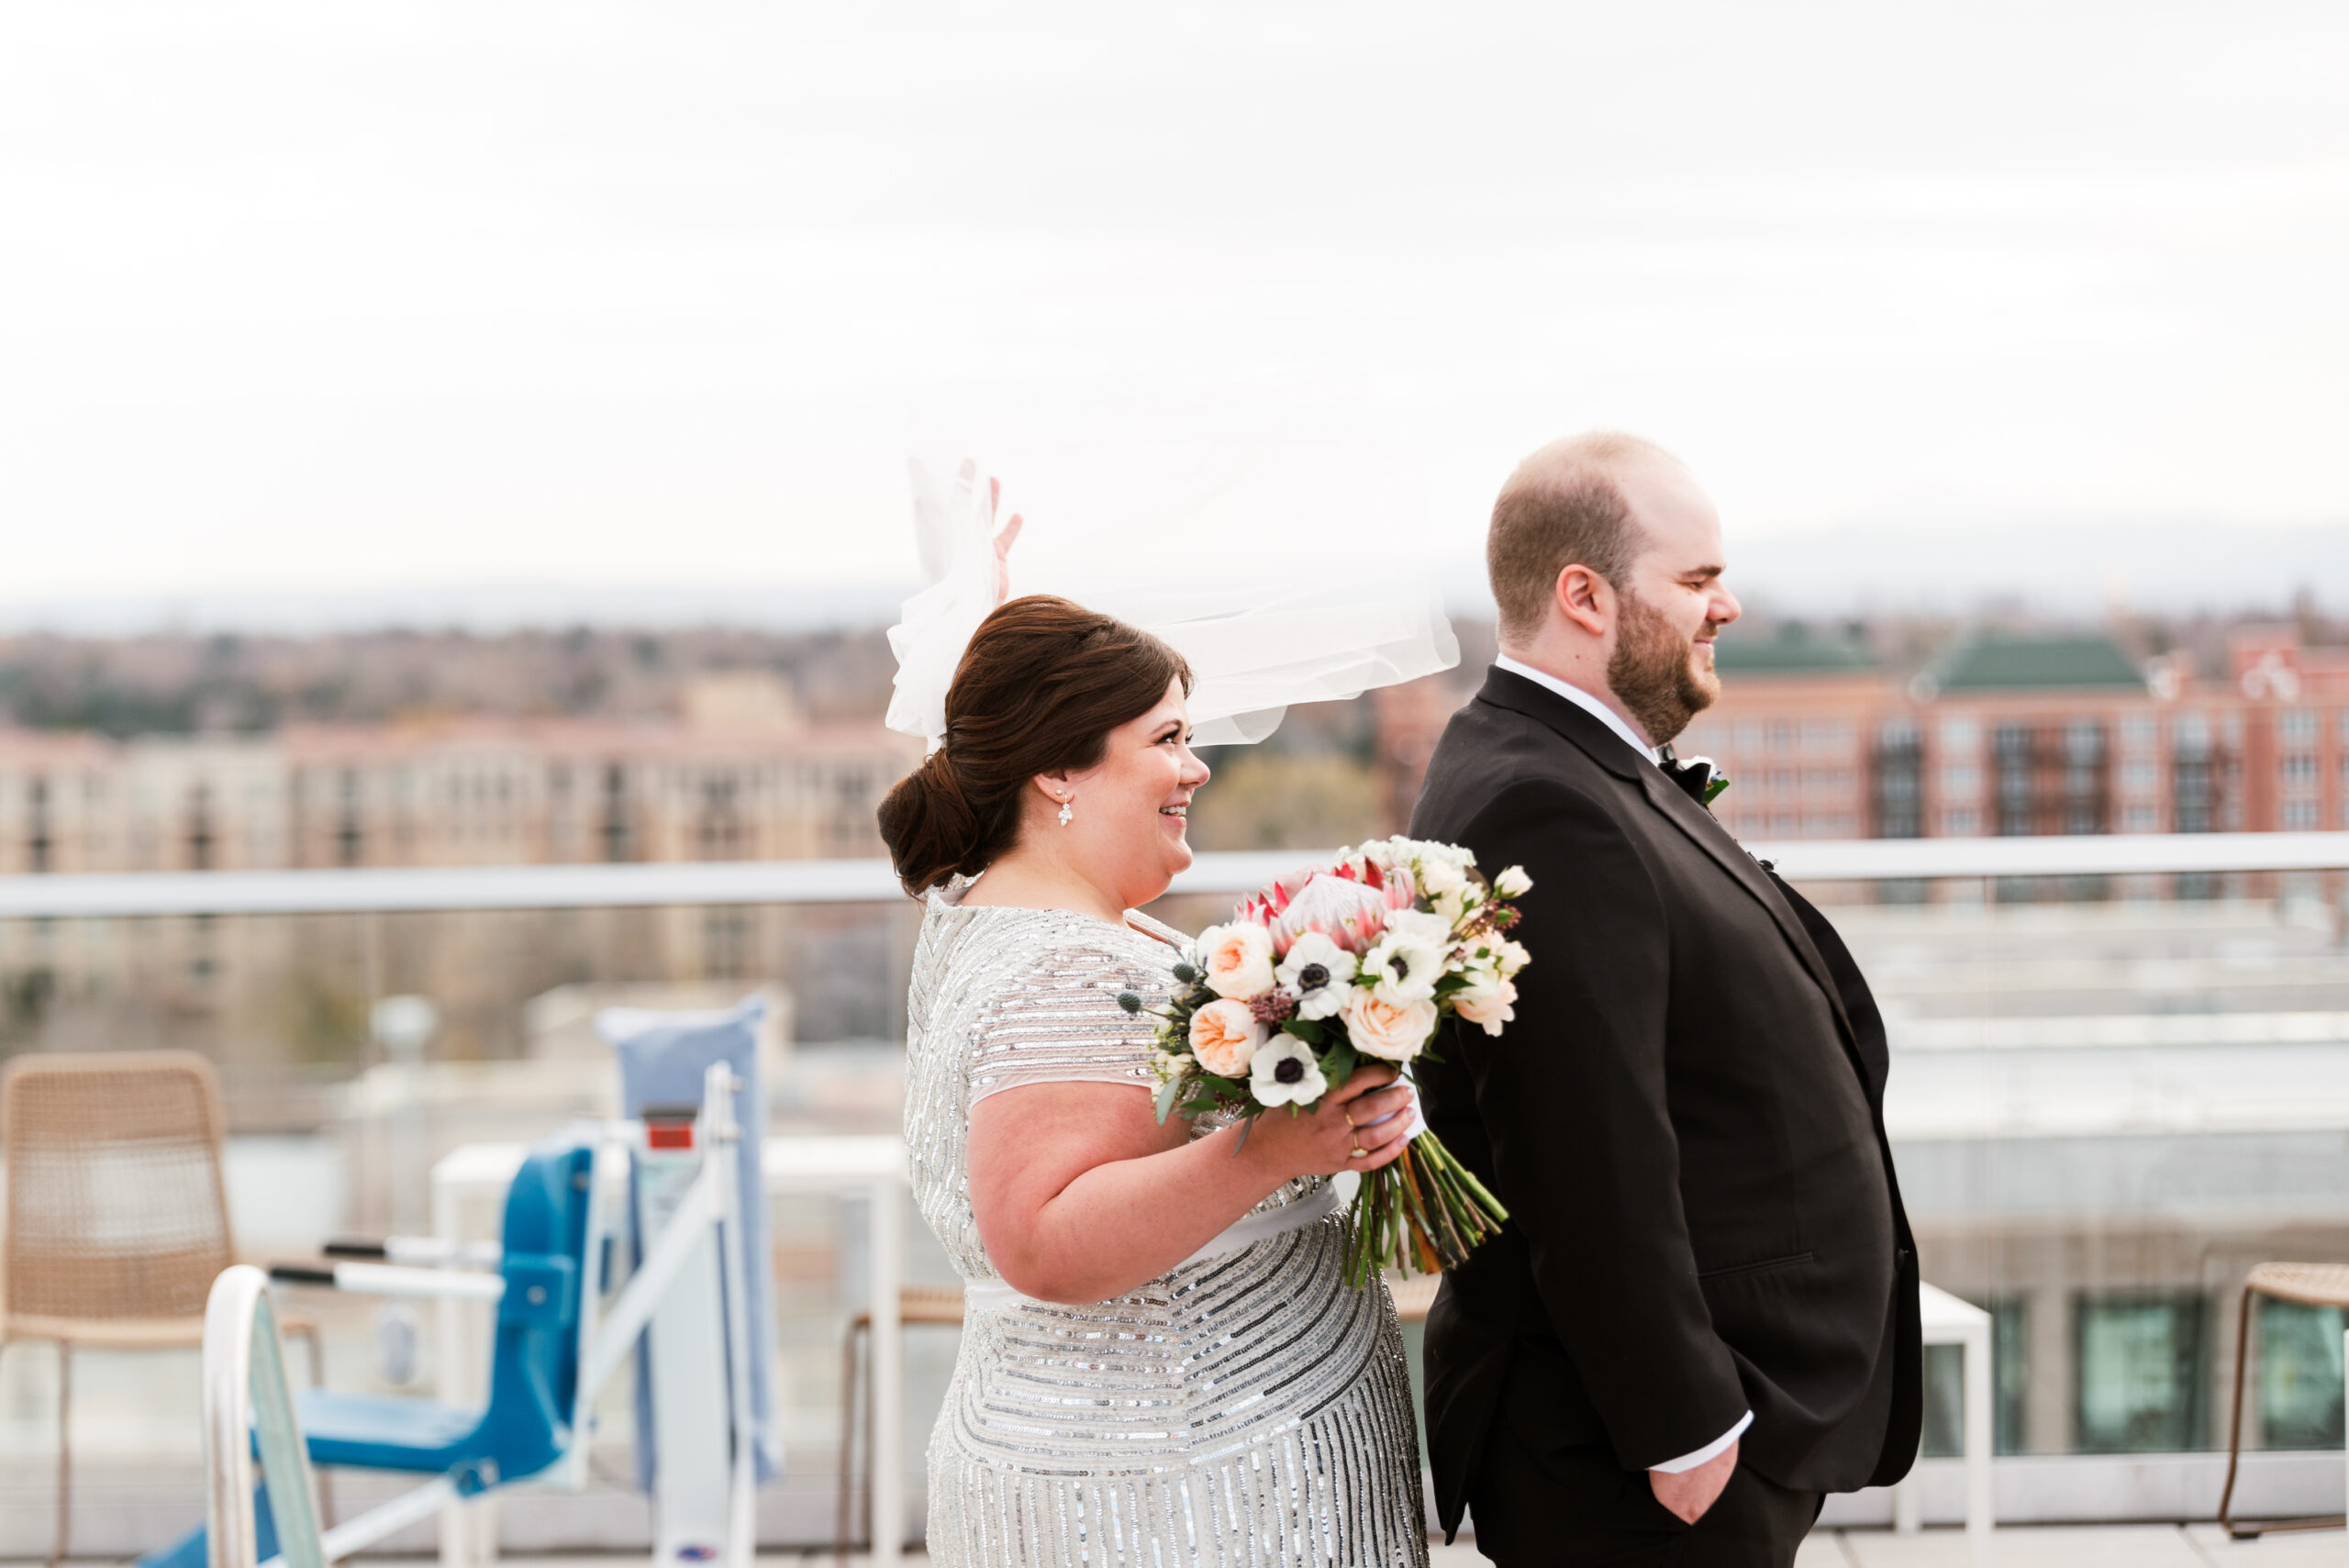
[1649,1439,1737,1525]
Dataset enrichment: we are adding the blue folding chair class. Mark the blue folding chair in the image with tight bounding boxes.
[143,1130,596,1568]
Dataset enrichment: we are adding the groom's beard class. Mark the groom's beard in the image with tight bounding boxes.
[1607,586,1718,748]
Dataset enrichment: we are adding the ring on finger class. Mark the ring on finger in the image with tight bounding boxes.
[1350,1145,1369,1159]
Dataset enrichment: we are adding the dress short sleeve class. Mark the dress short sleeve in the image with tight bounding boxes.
[965,933,1171,1104]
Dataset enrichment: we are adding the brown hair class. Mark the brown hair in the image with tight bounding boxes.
[1486,431,1676,644]
[876,595,1194,895]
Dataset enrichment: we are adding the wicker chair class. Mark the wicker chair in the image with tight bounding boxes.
[1389,1272,1441,1323]
[835,1283,966,1560]
[2218,1261,2349,1539]
[0,1051,319,1568]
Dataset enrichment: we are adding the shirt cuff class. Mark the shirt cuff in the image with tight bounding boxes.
[1649,1410,1753,1474]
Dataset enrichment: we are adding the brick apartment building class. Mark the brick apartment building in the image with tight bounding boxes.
[1375,622,2349,848]
[0,673,919,876]
[1675,623,2349,843]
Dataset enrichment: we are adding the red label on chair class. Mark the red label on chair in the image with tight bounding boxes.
[646,1122,695,1151]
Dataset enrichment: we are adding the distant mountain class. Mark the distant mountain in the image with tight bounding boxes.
[4,517,2343,636]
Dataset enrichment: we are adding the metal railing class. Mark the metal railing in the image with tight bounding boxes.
[8,832,2349,917]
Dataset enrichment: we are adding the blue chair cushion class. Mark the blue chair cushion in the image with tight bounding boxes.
[295,1388,486,1473]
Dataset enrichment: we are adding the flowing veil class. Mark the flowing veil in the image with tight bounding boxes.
[885,455,1459,749]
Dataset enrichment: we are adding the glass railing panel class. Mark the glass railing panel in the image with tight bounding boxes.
[17,843,2349,1540]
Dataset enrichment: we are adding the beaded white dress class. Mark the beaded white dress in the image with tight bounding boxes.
[904,883,1430,1567]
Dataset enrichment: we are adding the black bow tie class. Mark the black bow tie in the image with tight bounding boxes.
[1655,745,1717,806]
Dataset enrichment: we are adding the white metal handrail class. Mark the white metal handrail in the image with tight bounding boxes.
[6,833,2349,917]
[204,1266,328,1568]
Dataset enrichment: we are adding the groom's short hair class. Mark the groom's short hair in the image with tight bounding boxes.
[1487,432,1680,643]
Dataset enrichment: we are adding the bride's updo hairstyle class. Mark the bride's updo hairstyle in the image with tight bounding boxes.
[878,595,1193,896]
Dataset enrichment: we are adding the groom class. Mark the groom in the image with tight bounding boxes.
[1409,434,1920,1564]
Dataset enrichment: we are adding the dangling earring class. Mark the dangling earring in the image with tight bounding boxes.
[1057,794,1074,827]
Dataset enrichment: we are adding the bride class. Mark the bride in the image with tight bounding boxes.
[879,582,1437,1564]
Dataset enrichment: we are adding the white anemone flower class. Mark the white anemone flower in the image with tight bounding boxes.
[1275,931,1359,1020]
[1363,908,1453,1004]
[1250,1034,1329,1108]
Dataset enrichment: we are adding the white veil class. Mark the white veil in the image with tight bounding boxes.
[885,456,1459,750]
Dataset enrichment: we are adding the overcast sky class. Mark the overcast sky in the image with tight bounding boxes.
[4,3,2346,622]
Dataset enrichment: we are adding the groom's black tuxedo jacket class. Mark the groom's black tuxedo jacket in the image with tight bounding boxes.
[1409,668,1921,1533]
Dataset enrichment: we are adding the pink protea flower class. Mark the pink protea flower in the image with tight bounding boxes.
[1269,872,1391,956]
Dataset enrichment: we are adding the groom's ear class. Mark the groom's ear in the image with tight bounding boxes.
[1553,562,1614,639]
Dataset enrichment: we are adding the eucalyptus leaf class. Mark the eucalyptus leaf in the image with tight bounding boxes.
[1152,1075,1183,1126]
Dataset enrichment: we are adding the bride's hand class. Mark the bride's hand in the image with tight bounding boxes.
[987,476,1022,605]
[1241,1065,1416,1181]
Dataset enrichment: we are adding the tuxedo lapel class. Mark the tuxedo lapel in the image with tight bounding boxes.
[1630,763,1862,1057]
[1475,666,1860,1053]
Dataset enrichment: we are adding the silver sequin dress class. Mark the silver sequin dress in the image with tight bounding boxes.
[905,883,1429,1567]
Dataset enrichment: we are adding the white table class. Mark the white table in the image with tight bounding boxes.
[429,1134,910,1567]
[1892,1282,1994,1540]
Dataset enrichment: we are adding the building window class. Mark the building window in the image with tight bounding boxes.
[601,763,631,862]
[1939,808,1980,837]
[2174,717,2217,833]
[2122,806,2160,832]
[2121,761,2159,795]
[1870,719,1922,840]
[1994,1298,2031,1456]
[2259,1298,2346,1450]
[2281,709,2320,746]
[1940,763,1980,796]
[2120,716,2158,750]
[1932,1296,2032,1456]
[2284,801,2321,829]
[2281,754,2320,791]
[1940,716,1979,752]
[2075,1293,2209,1454]
[1994,724,2036,837]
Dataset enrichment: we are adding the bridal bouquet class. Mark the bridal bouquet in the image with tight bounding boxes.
[1120,838,1527,1286]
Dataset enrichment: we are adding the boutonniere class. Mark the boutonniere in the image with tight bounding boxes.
[1662,751,1731,810]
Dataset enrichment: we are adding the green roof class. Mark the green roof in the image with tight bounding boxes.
[1929,634,2145,692]
[1714,623,1874,674]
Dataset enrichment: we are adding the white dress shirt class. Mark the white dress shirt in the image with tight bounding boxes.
[1488,657,1754,1475]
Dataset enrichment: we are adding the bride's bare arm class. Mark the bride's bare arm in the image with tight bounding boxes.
[967,1068,1414,1305]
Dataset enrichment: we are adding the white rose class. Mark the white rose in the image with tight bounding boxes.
[1275,931,1359,1020]
[1197,921,1278,1000]
[1494,939,1531,978]
[1188,999,1265,1077]
[1416,855,1466,899]
[1453,974,1518,1037]
[1344,986,1440,1062]
[1493,864,1533,898]
[1249,1035,1329,1107]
